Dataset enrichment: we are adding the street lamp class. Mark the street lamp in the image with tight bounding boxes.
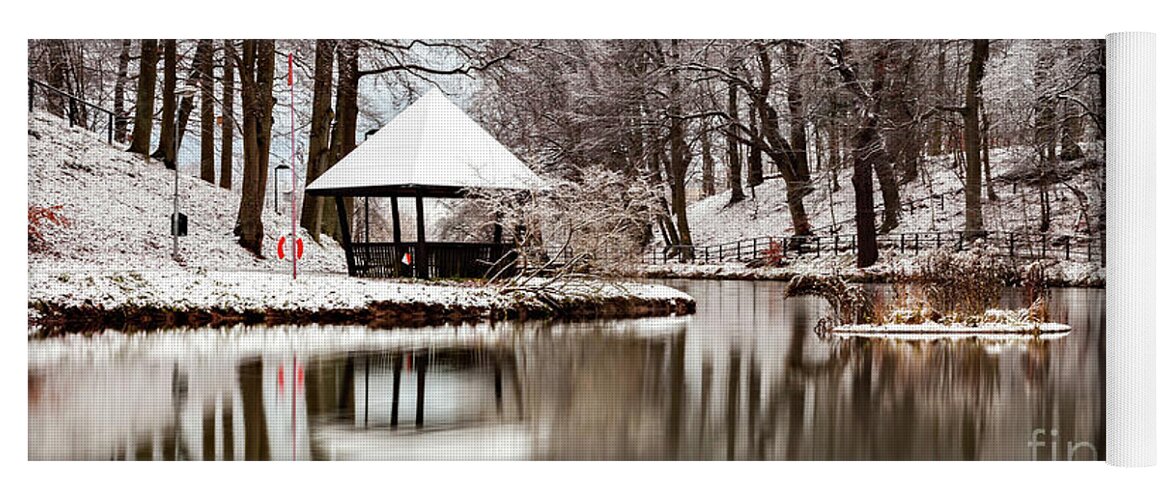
[172,83,199,262]
[274,163,291,214]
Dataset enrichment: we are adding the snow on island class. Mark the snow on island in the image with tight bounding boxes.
[832,322,1071,340]
[27,112,693,335]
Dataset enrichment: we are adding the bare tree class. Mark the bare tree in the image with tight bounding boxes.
[197,39,215,184]
[152,40,177,167]
[235,39,276,255]
[112,40,131,141]
[220,40,235,190]
[127,39,158,156]
[301,39,336,241]
[937,39,990,239]
[725,84,746,203]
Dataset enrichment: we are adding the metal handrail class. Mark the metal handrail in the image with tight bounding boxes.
[28,77,118,144]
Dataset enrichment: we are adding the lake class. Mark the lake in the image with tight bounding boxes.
[28,280,1105,460]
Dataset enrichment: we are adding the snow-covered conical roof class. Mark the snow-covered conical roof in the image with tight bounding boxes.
[305,88,545,198]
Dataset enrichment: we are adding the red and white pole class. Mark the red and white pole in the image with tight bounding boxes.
[289,53,298,280]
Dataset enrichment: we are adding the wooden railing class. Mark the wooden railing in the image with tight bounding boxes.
[643,230,1105,266]
[28,78,118,144]
[350,242,515,279]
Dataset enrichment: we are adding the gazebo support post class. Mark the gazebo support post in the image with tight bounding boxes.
[493,211,503,244]
[390,196,402,276]
[334,196,356,276]
[415,192,429,279]
[390,196,402,243]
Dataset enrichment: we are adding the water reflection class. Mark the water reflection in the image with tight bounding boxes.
[28,281,1104,461]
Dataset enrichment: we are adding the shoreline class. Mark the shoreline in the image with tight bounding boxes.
[27,269,695,336]
[633,260,1106,288]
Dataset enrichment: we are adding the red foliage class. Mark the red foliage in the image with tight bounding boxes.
[762,240,786,267]
[29,204,69,251]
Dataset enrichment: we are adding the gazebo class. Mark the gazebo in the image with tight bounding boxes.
[305,89,546,279]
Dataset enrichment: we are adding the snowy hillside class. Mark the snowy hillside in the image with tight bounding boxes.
[27,112,347,274]
[681,144,1104,247]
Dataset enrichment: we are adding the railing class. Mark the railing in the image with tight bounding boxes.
[28,78,118,144]
[644,230,1104,266]
[350,242,515,279]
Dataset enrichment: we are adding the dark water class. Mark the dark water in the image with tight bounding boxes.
[28,280,1105,460]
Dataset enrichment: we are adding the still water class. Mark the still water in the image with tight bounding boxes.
[28,280,1104,460]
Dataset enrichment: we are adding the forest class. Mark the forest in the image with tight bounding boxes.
[27,39,1106,270]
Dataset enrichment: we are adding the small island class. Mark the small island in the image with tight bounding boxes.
[786,248,1071,340]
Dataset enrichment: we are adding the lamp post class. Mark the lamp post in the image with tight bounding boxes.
[274,164,290,214]
[172,83,198,262]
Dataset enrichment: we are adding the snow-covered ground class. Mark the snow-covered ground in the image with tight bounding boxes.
[680,143,1104,247]
[28,111,347,274]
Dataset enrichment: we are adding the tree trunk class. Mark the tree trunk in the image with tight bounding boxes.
[255,41,276,216]
[45,40,74,118]
[887,40,923,183]
[725,84,746,203]
[1059,98,1085,161]
[783,42,810,189]
[852,125,879,268]
[962,40,990,240]
[666,41,693,260]
[235,40,276,255]
[982,108,997,201]
[301,39,336,241]
[746,104,764,190]
[322,39,359,242]
[174,42,206,155]
[197,40,216,184]
[113,40,131,141]
[128,39,158,156]
[748,44,812,236]
[153,40,178,167]
[828,96,842,192]
[869,44,901,233]
[700,126,715,197]
[220,40,235,190]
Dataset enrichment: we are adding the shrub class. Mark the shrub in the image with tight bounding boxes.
[761,241,786,267]
[896,244,1010,319]
[785,273,872,325]
[28,204,69,252]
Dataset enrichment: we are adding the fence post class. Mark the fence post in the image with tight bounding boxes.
[1065,238,1071,260]
[28,80,34,112]
[815,237,821,257]
[936,233,941,248]
[782,238,788,257]
[737,241,742,261]
[834,235,840,255]
[914,233,920,255]
[107,113,114,144]
[900,234,906,253]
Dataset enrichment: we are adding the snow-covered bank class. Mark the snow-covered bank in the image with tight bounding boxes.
[28,111,348,273]
[635,252,1105,288]
[28,269,695,335]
